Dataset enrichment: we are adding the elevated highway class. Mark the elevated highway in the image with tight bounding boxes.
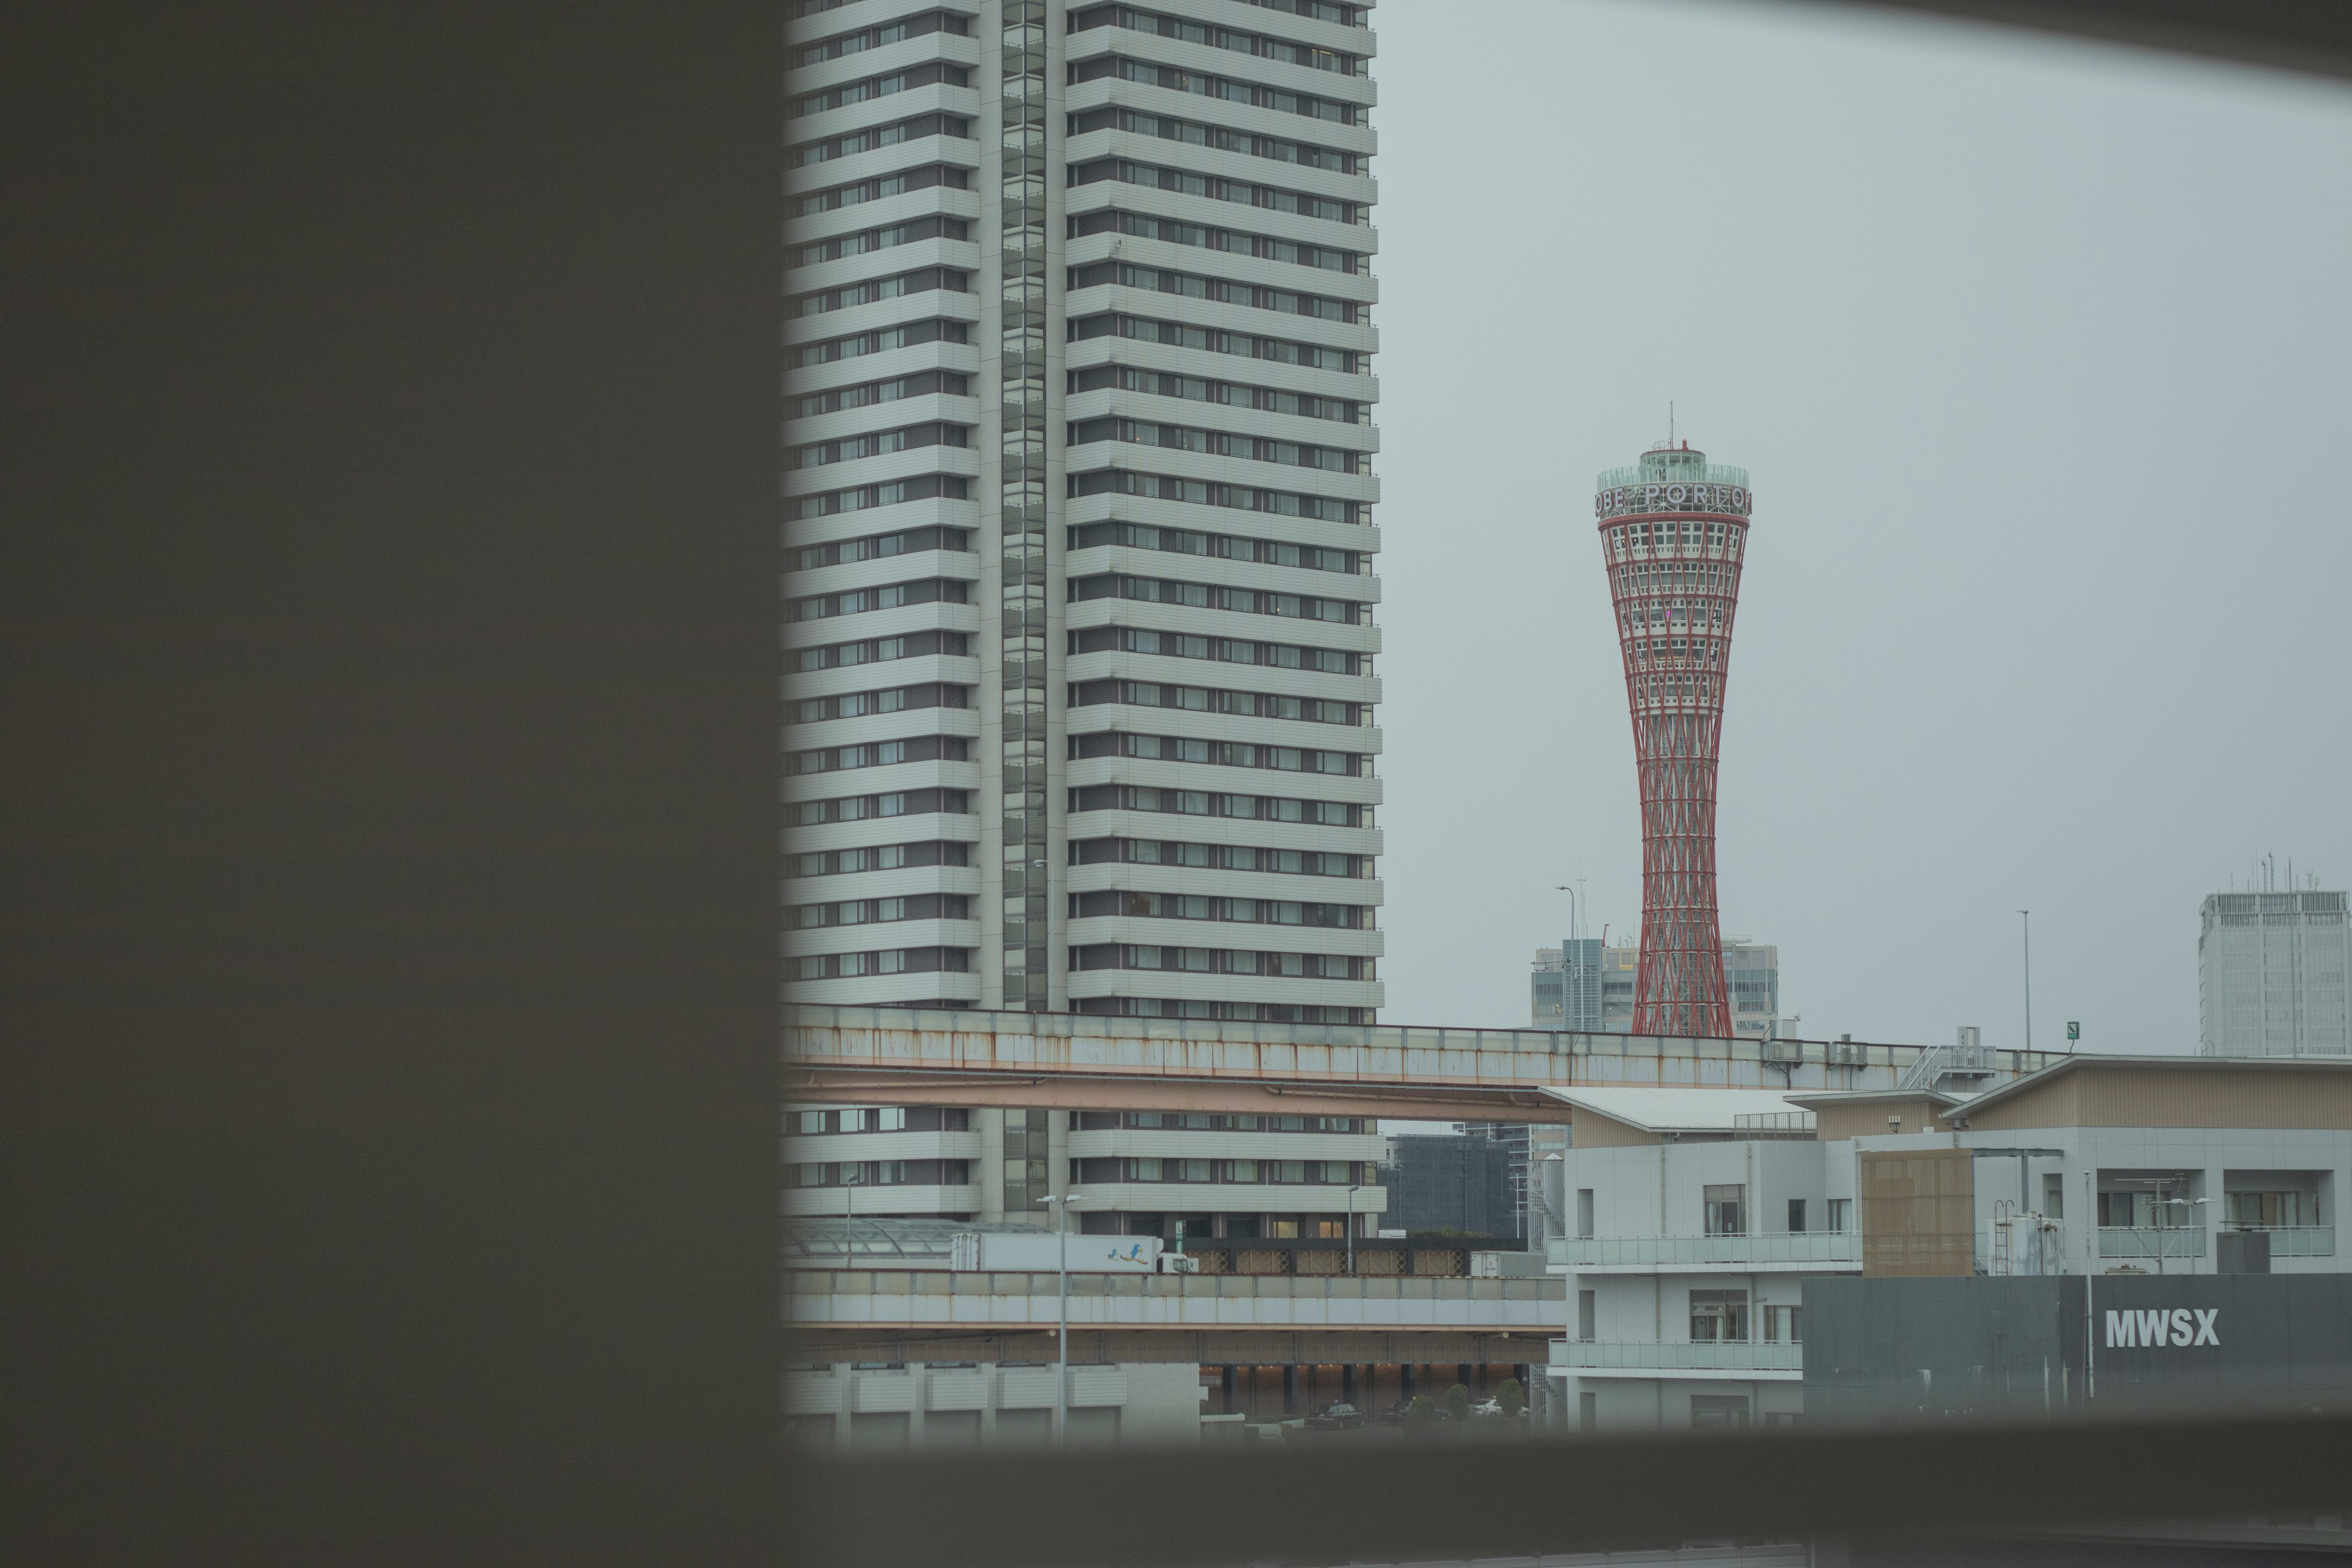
[785,1005,2057,1121]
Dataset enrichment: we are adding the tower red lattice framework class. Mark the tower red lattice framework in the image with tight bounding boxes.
[1594,442,1755,1037]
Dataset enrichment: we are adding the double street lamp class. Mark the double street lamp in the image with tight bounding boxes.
[1039,1193,1085,1447]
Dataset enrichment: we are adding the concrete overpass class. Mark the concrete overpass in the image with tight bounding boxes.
[785,1005,2058,1121]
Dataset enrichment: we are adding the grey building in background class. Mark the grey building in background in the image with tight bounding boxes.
[2199,888,2351,1057]
[1533,938,1779,1039]
[1377,1132,1515,1239]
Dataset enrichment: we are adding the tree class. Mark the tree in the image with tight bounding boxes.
[1496,1377,1525,1418]
[1400,1395,1439,1441]
[1444,1382,1471,1423]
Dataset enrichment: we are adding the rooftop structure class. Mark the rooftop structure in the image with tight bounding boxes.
[2199,888,2351,1057]
[1594,443,1755,1037]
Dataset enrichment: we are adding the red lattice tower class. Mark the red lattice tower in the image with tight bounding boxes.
[1594,443,1755,1038]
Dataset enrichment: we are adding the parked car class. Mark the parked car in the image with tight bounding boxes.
[1305,1401,1366,1431]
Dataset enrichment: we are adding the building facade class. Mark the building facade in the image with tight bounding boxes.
[1532,938,1777,1039]
[783,0,1385,1026]
[2199,889,2351,1057]
[1545,1057,2352,1433]
[1593,443,1755,1037]
[1377,1131,1515,1238]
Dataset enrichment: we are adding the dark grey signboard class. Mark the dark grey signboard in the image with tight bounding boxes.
[1803,1273,2352,1425]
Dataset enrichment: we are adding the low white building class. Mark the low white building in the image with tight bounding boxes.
[1545,1057,2352,1432]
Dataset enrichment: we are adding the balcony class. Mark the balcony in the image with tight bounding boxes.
[1548,1340,1803,1379]
[2224,1224,2335,1257]
[1547,1233,1861,1272]
[2098,1226,2207,1259]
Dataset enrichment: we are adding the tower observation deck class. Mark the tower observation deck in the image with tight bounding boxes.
[1593,443,1755,1037]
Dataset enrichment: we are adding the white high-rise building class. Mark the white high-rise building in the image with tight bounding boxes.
[1532,939,1779,1040]
[2199,890,2352,1057]
[785,2,1384,1243]
[783,0,1384,1025]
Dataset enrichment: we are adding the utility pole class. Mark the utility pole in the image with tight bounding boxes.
[1041,1194,1082,1448]
[2018,910,2033,1054]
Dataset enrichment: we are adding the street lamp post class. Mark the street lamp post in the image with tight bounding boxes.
[1039,1193,1084,1447]
[1346,1185,1365,1274]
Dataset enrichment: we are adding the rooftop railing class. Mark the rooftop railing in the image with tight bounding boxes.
[1550,1340,1803,1373]
[1549,1232,1861,1268]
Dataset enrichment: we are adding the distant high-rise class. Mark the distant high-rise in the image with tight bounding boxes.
[783,0,1384,1023]
[1594,443,1754,1037]
[1532,938,1778,1039]
[2199,889,2351,1056]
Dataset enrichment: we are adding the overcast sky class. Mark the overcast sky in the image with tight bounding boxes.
[1368,1,2352,1054]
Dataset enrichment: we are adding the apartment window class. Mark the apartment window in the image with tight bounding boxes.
[797,1110,827,1134]
[1762,1305,1803,1344]
[876,1107,907,1132]
[1576,1188,1594,1240]
[1577,1289,1596,1343]
[1786,1198,1807,1234]
[1826,1198,1852,1234]
[1689,1289,1749,1343]
[2043,1174,2065,1218]
[2226,1189,2321,1228]
[1703,1184,1747,1237]
[1690,1395,1751,1429]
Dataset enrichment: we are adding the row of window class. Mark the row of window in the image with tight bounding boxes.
[1068,207,1360,275]
[1068,261,1360,325]
[791,60,970,120]
[791,1158,971,1188]
[790,420,968,470]
[794,786,968,826]
[1071,678,1360,727]
[1069,107,1357,175]
[1068,783,1362,827]
[790,575,967,622]
[794,160,968,218]
[793,892,968,929]
[1069,730,1364,778]
[1073,944,1368,978]
[794,840,970,879]
[794,9,967,69]
[1071,839,1365,878]
[1070,624,1362,676]
[794,315,967,369]
[1074,996,1372,1024]
[1611,558,1738,597]
[1603,518,1746,559]
[1073,1157,1368,1185]
[793,680,966,725]
[1233,0,1363,26]
[1070,519,1359,579]
[793,629,968,674]
[790,111,970,170]
[1069,417,1362,475]
[1069,157,1360,227]
[1071,311,1359,372]
[1072,1111,1370,1132]
[793,526,968,574]
[1071,572,1366,623]
[791,1106,970,1134]
[790,213,969,271]
[788,473,971,522]
[794,368,970,421]
[793,265,968,319]
[1624,639,1726,672]
[792,945,970,979]
[1070,888,1371,928]
[1069,6,1366,78]
[794,736,967,778]
[1068,473,1362,526]
[1068,55,1359,128]
[1069,362,1362,424]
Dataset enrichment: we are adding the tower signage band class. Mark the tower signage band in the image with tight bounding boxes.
[1595,481,1752,518]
